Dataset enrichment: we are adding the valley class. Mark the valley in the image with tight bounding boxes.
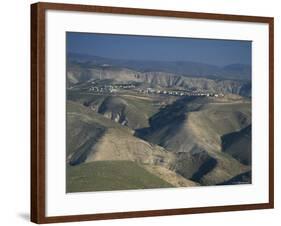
[66,55,252,192]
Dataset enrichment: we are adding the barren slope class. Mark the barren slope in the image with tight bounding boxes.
[66,101,196,188]
[136,96,251,185]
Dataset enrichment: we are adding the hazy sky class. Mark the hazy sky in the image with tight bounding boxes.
[66,32,251,67]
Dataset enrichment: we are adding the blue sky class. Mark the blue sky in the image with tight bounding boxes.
[66,32,251,67]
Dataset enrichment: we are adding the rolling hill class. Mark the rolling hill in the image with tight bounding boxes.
[66,57,252,191]
[66,101,197,189]
[135,96,251,185]
[67,92,161,130]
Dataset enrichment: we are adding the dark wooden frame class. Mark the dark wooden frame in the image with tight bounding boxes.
[31,2,274,224]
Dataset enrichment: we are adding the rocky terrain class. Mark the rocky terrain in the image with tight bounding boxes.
[66,57,252,192]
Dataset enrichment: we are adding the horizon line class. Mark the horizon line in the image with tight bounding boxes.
[67,51,251,68]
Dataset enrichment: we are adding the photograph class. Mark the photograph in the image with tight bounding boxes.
[65,32,252,193]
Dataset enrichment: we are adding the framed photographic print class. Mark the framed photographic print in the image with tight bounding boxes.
[31,2,274,224]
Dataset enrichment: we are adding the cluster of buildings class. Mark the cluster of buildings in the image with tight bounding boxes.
[88,84,224,98]
[138,88,224,97]
[89,85,116,93]
[88,84,136,93]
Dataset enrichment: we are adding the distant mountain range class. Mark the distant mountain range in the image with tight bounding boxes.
[67,52,251,81]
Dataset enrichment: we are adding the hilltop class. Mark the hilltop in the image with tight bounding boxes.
[66,57,252,191]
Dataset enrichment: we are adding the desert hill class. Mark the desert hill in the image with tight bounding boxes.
[66,57,252,191]
[66,101,197,188]
[135,96,251,185]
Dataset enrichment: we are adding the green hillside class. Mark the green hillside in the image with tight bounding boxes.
[66,160,173,192]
